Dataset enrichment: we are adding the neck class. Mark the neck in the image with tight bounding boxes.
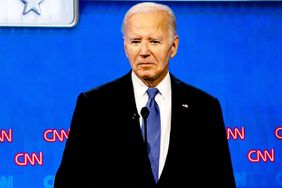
[141,71,169,88]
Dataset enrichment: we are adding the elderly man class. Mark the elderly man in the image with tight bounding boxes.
[54,2,236,188]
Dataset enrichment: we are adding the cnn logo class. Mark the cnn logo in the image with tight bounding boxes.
[14,152,43,166]
[43,129,69,142]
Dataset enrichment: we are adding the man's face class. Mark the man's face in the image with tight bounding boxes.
[123,11,179,87]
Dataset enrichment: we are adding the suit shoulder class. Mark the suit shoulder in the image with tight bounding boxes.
[171,75,219,102]
[80,73,131,100]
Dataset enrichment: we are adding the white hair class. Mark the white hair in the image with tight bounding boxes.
[121,2,177,40]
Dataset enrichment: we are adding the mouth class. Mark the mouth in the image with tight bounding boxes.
[138,64,154,70]
[138,62,154,67]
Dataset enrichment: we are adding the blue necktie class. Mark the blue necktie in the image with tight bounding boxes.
[142,88,160,183]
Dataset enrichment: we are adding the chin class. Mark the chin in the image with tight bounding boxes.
[139,71,154,80]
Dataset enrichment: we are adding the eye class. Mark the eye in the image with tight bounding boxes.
[150,40,161,45]
[130,40,141,45]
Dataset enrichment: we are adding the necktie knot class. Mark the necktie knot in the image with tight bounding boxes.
[147,88,159,100]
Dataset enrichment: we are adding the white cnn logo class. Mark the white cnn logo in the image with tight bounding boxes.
[0,0,78,27]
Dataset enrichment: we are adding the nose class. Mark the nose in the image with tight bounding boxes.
[139,41,150,58]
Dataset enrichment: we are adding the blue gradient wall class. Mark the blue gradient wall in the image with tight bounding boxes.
[0,1,282,187]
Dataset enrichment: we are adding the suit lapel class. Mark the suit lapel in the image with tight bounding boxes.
[158,74,193,183]
[115,72,144,145]
[170,75,192,130]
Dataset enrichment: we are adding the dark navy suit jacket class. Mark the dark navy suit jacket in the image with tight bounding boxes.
[54,71,236,188]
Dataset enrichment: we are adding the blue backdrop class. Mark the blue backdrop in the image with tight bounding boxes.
[0,1,282,187]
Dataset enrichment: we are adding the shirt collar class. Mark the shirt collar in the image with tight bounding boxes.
[131,71,171,100]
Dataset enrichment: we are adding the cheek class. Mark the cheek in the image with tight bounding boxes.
[156,51,171,65]
[127,49,139,61]
[152,46,170,59]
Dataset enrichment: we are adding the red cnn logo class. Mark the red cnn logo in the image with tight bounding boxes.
[0,129,13,143]
[275,126,282,140]
[226,126,245,140]
[14,152,43,166]
[247,149,275,163]
[43,129,69,142]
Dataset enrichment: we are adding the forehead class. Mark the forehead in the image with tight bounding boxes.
[126,11,170,34]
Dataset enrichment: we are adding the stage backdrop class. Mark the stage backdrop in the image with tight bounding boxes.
[0,1,282,187]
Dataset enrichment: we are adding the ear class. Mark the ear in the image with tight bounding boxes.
[170,35,179,58]
[124,39,129,58]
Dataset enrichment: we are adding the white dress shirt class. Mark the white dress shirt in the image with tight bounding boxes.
[131,71,172,179]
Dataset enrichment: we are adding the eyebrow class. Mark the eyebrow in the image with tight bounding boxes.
[128,37,162,41]
[129,37,141,40]
[149,37,162,41]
